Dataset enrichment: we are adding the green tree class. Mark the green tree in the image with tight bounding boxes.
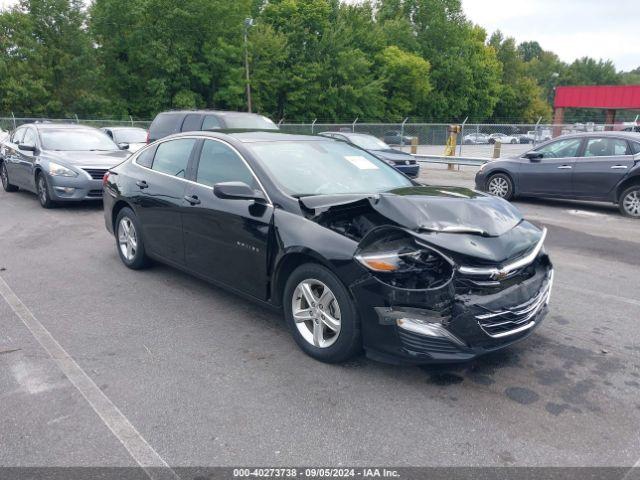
[0,0,109,117]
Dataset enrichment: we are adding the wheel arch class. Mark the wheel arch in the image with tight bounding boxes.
[271,249,339,308]
[615,175,640,202]
[111,199,135,232]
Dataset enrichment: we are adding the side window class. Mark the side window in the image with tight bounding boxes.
[22,128,37,146]
[151,139,196,178]
[584,138,630,157]
[136,147,156,168]
[196,140,256,188]
[181,114,203,132]
[535,138,582,159]
[631,142,640,155]
[202,115,221,130]
[11,128,25,144]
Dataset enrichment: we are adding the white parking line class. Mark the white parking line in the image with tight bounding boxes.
[0,275,178,480]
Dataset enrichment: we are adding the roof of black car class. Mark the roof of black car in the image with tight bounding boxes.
[210,131,324,143]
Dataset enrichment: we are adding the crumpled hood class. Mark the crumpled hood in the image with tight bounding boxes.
[43,149,130,168]
[300,186,523,237]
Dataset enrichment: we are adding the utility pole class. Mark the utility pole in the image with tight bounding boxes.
[243,18,255,113]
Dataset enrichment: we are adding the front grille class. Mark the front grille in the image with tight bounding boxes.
[398,329,464,355]
[82,168,108,180]
[475,279,552,338]
[87,189,103,197]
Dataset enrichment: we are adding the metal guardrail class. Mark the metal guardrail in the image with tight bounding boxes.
[411,154,489,167]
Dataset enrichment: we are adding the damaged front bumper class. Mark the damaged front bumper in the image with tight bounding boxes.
[350,253,553,364]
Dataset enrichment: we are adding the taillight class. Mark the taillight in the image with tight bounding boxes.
[102,171,110,187]
[146,130,150,144]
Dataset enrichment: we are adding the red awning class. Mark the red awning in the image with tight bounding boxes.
[554,85,640,109]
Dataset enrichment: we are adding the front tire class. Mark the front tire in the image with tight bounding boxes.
[619,186,640,218]
[1,161,18,192]
[283,263,361,363]
[486,173,514,201]
[36,172,54,208]
[115,207,150,269]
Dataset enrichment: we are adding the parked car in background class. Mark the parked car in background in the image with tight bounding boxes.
[476,132,640,218]
[516,133,534,144]
[101,127,148,153]
[488,133,518,144]
[383,130,415,146]
[463,133,489,144]
[318,132,419,178]
[148,110,278,142]
[0,128,7,143]
[0,123,130,208]
[103,130,552,364]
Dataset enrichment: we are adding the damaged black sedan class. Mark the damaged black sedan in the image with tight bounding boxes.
[103,131,553,364]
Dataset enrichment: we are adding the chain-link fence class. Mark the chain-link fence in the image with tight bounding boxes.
[279,121,637,159]
[0,116,152,132]
[1,116,636,160]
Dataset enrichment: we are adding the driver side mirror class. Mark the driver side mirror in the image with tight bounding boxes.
[524,151,543,162]
[18,143,37,153]
[117,142,130,150]
[213,181,266,202]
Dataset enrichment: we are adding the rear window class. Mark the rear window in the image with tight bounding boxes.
[149,113,183,140]
[222,114,278,130]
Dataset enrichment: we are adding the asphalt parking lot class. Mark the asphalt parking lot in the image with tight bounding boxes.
[1,167,639,470]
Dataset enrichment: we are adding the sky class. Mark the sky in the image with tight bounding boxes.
[1,0,638,71]
[462,0,639,71]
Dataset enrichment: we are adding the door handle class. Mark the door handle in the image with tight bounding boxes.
[611,165,628,169]
[184,195,201,205]
[136,180,149,189]
[557,165,572,169]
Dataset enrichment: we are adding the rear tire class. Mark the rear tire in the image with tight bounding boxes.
[0,161,18,192]
[115,207,150,269]
[283,263,361,363]
[619,185,640,218]
[486,173,514,201]
[36,172,54,208]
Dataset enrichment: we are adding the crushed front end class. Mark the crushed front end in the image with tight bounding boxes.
[349,225,553,364]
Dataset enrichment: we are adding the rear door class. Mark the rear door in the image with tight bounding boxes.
[133,137,198,264]
[572,137,636,199]
[182,138,273,299]
[518,137,584,196]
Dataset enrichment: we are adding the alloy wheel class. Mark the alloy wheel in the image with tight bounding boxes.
[37,176,48,205]
[118,217,138,261]
[622,189,640,217]
[291,279,341,348]
[488,176,509,198]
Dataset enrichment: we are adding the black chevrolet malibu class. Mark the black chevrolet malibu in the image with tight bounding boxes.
[103,131,553,364]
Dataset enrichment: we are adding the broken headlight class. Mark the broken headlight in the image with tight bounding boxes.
[355,228,454,290]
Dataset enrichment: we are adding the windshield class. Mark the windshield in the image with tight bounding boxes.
[112,128,147,144]
[246,140,413,196]
[348,135,390,150]
[41,129,119,151]
[223,114,278,130]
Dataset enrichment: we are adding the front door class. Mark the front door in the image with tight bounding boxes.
[14,127,39,190]
[518,137,584,196]
[572,137,636,199]
[134,137,198,264]
[182,139,272,300]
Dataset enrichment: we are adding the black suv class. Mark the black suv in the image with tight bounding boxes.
[148,110,278,142]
